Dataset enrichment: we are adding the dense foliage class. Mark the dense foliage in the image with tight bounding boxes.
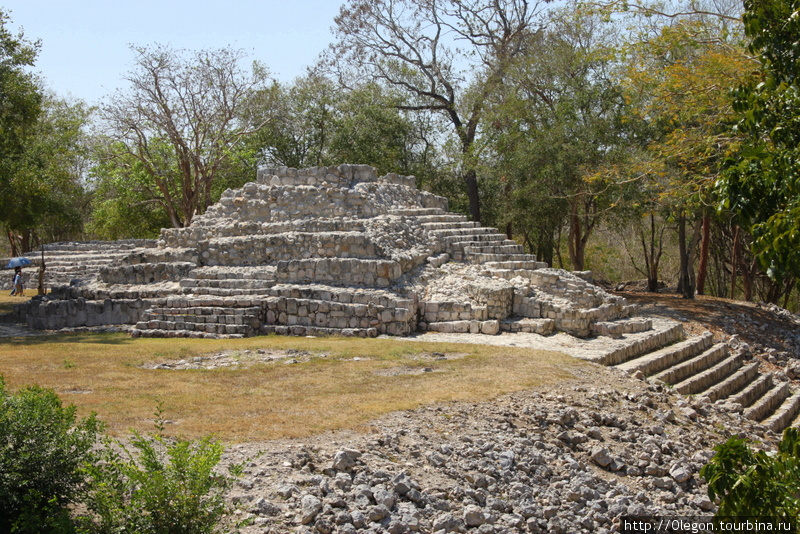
[701,427,800,523]
[79,408,238,534]
[0,378,237,534]
[0,377,100,534]
[719,0,800,294]
[5,0,800,306]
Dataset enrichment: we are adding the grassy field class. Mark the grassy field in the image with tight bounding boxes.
[0,293,32,314]
[0,331,584,442]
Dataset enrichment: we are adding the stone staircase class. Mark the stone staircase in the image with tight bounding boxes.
[3,240,157,289]
[601,327,800,434]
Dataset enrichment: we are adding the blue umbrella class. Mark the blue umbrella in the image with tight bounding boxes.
[5,257,32,269]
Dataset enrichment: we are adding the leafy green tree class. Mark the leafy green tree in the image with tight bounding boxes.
[0,376,101,534]
[484,4,628,269]
[86,141,172,239]
[719,0,800,301]
[4,94,92,253]
[328,83,418,175]
[0,9,43,255]
[331,0,553,223]
[248,74,336,169]
[701,427,800,523]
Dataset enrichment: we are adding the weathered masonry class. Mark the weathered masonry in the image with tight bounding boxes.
[3,164,639,338]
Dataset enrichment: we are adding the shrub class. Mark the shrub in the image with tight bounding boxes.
[79,406,241,534]
[0,376,101,534]
[701,427,800,522]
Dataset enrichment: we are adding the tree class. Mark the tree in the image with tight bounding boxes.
[97,45,271,228]
[4,94,92,253]
[719,0,800,300]
[330,0,552,223]
[614,0,752,297]
[0,9,43,254]
[483,4,629,269]
[247,75,334,169]
[0,376,100,534]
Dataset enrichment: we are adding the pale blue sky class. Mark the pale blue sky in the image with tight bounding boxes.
[3,0,343,104]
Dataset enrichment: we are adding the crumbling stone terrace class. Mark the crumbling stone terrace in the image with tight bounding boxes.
[3,164,637,340]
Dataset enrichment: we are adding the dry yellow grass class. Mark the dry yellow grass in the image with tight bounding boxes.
[0,293,32,314]
[0,332,585,442]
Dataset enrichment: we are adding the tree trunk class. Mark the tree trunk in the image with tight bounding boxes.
[6,229,20,257]
[568,201,584,271]
[696,212,711,295]
[677,212,701,299]
[641,213,662,293]
[730,225,739,300]
[463,169,481,223]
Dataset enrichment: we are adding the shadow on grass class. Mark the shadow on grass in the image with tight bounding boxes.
[0,332,134,347]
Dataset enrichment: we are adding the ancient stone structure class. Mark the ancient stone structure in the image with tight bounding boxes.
[4,163,800,434]
[4,164,640,339]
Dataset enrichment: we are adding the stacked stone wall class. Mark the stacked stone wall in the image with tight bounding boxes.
[198,232,381,267]
[23,297,147,330]
[274,258,403,287]
[100,262,197,285]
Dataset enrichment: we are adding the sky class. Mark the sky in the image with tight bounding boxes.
[2,0,344,104]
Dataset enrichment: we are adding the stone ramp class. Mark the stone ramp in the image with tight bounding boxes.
[605,325,800,434]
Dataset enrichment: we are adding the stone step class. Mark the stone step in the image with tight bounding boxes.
[744,381,791,422]
[264,283,414,309]
[462,244,524,255]
[763,391,800,433]
[591,318,653,339]
[594,322,686,366]
[181,287,273,297]
[274,258,403,287]
[190,266,277,280]
[468,253,537,263]
[420,300,488,323]
[413,214,471,224]
[701,361,761,403]
[653,343,729,385]
[260,324,378,338]
[428,227,500,238]
[133,328,247,339]
[729,372,774,409]
[615,331,713,375]
[424,319,501,335]
[443,233,508,245]
[673,353,743,396]
[261,296,413,336]
[388,208,448,217]
[499,317,555,335]
[180,278,276,290]
[421,221,481,231]
[482,261,547,270]
[136,320,256,335]
[143,305,262,319]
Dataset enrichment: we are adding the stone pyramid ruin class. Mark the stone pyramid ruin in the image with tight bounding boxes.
[9,164,641,339]
[5,163,800,433]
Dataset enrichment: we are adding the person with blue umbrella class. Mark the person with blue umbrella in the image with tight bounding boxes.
[10,267,23,297]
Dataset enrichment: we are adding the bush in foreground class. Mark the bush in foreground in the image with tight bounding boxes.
[0,377,238,534]
[701,427,800,522]
[0,377,101,534]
